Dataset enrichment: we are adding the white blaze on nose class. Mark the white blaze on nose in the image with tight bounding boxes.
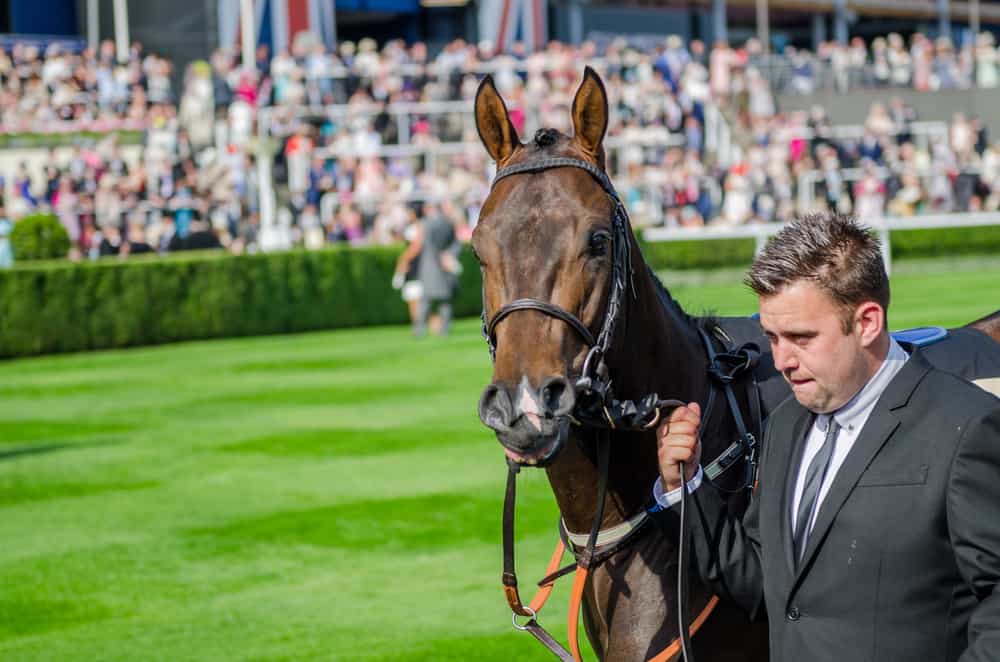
[517,376,543,431]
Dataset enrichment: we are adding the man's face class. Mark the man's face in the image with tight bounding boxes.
[759,280,872,414]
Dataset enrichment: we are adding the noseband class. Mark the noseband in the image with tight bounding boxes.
[482,156,641,428]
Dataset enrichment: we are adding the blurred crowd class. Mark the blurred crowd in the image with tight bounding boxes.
[2,31,1000,263]
[766,32,1000,96]
[701,103,999,225]
[0,40,171,134]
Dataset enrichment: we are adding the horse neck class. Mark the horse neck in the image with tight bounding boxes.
[545,245,711,535]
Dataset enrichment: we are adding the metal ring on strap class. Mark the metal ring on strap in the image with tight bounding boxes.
[512,605,537,631]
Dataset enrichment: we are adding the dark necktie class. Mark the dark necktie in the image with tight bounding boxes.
[793,418,841,565]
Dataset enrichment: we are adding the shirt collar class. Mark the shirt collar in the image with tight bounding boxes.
[817,337,909,433]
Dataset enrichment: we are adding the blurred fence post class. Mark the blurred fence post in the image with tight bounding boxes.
[256,107,280,252]
[938,0,951,40]
[241,0,256,72]
[833,0,848,44]
[756,0,769,52]
[713,0,727,44]
[113,0,129,63]
[88,0,99,52]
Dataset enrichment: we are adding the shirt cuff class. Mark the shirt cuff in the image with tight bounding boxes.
[648,466,704,512]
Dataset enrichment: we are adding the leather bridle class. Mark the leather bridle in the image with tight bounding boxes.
[482,156,639,433]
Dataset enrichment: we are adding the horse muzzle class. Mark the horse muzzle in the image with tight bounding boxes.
[478,376,576,466]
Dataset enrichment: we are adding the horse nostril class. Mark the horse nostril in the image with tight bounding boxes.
[539,377,574,417]
[479,384,513,431]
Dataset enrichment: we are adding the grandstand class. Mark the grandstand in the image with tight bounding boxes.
[0,0,999,261]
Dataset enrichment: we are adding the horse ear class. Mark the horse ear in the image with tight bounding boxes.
[571,66,608,158]
[475,75,520,164]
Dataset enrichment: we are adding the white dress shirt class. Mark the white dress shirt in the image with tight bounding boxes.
[789,337,908,534]
[652,337,909,516]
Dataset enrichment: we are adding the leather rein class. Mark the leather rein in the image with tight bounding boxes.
[482,156,761,662]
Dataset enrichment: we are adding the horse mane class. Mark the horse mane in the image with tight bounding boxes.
[645,265,720,336]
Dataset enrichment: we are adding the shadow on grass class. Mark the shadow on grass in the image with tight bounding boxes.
[0,420,135,446]
[0,436,126,463]
[0,443,74,462]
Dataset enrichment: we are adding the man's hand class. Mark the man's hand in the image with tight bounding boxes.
[657,402,702,492]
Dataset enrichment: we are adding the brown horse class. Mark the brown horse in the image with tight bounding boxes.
[472,67,1000,662]
[970,310,1000,343]
[473,67,771,662]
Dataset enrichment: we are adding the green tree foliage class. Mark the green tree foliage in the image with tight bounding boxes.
[10,213,70,261]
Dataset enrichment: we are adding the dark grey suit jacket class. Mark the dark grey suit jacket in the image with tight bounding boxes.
[677,348,1000,661]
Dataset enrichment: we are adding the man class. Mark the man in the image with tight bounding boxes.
[415,201,461,337]
[654,215,1000,661]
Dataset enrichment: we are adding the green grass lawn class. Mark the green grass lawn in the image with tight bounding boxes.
[1,257,998,661]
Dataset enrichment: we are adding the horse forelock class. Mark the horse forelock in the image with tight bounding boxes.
[533,127,562,148]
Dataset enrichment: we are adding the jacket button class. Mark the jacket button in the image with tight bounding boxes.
[786,607,801,621]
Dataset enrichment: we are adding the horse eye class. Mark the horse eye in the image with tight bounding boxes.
[589,232,610,257]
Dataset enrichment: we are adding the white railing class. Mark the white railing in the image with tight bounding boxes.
[774,121,947,150]
[797,161,981,213]
[642,212,1000,275]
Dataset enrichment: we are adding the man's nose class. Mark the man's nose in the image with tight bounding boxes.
[772,341,797,372]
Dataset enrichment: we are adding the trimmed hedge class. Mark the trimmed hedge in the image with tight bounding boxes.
[0,130,144,149]
[637,236,755,270]
[635,224,1000,271]
[1,223,997,358]
[890,225,1000,259]
[0,247,482,358]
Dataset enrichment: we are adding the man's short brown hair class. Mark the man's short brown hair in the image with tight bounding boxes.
[745,214,890,333]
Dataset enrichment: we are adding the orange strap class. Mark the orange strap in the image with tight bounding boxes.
[505,539,566,617]
[519,539,720,662]
[529,540,568,613]
[567,566,591,662]
[645,595,720,662]
[563,564,720,662]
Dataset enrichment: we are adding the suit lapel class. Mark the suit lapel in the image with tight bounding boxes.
[777,406,816,576]
[791,349,932,588]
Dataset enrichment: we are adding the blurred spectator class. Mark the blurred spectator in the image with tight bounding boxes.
[0,208,11,267]
[392,209,424,333]
[415,200,460,337]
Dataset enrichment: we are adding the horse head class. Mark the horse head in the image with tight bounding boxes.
[473,67,621,467]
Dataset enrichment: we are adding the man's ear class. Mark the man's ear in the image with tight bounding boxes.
[474,75,520,164]
[855,301,885,346]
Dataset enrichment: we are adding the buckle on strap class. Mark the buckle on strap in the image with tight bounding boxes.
[707,343,761,385]
[704,432,756,482]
